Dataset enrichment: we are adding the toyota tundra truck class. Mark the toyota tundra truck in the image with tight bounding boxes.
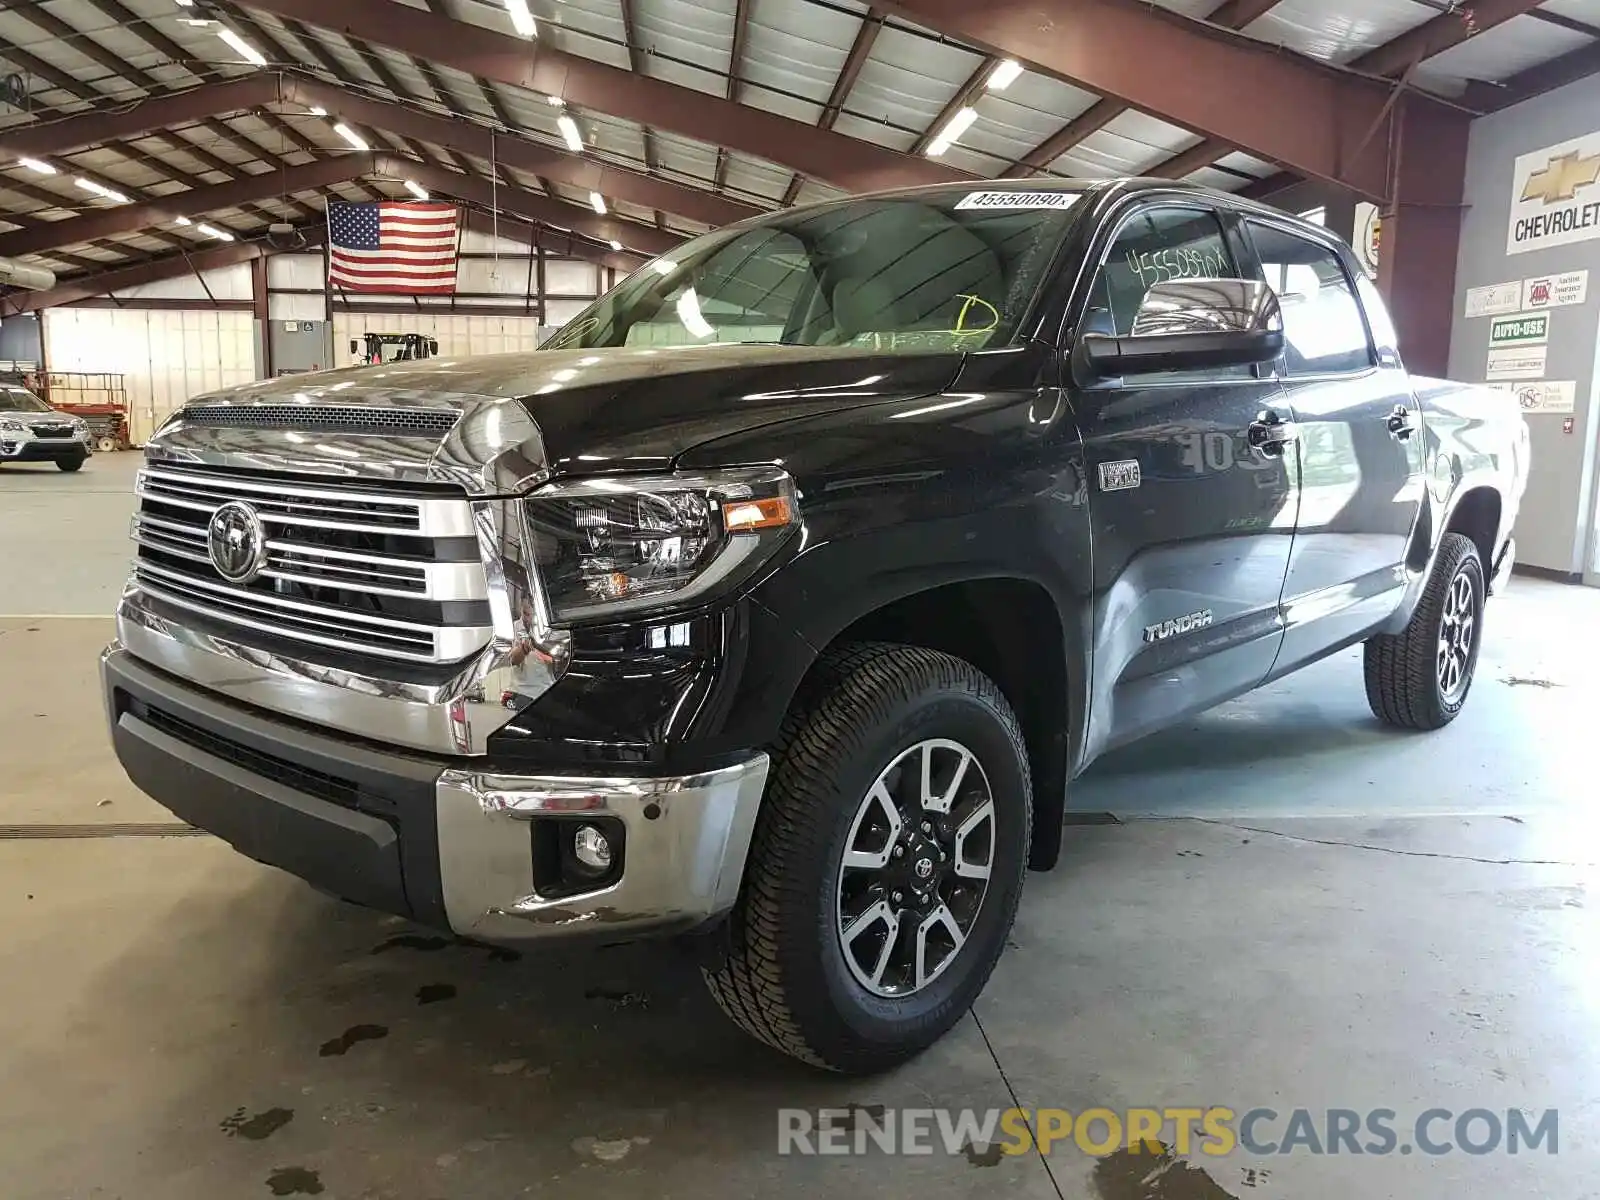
[102,179,1528,1073]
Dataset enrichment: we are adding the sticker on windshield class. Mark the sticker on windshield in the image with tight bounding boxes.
[955,191,1080,211]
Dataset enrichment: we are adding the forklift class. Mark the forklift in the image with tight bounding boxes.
[350,333,440,366]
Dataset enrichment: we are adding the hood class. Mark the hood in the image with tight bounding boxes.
[0,409,74,427]
[151,345,963,494]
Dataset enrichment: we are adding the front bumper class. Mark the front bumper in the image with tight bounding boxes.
[102,643,769,943]
[1,429,88,460]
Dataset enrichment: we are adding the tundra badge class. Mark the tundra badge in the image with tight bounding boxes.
[1144,609,1214,643]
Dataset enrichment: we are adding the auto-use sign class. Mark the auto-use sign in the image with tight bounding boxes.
[1507,130,1600,255]
[1489,313,1550,346]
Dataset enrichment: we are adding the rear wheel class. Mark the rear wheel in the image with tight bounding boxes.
[1364,532,1484,730]
[703,643,1031,1073]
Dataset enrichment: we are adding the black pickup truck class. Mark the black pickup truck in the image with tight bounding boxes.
[102,179,1527,1073]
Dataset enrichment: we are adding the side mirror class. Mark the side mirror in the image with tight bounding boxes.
[1077,278,1284,380]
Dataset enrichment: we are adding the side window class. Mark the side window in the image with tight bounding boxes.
[1082,205,1250,380]
[1245,221,1373,376]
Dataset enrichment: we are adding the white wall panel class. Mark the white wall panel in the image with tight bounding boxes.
[43,308,257,444]
[458,256,536,295]
[268,292,326,322]
[460,228,533,255]
[113,262,252,302]
[546,260,600,295]
[543,298,592,326]
[333,311,544,362]
[267,253,327,290]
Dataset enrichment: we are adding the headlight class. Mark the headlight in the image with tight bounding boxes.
[525,467,798,621]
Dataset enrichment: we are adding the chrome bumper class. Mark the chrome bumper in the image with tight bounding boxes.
[1,428,86,455]
[436,757,770,942]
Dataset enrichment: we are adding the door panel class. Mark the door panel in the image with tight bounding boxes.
[1241,221,1425,677]
[1073,204,1299,764]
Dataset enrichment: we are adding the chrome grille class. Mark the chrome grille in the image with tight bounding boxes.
[131,464,492,664]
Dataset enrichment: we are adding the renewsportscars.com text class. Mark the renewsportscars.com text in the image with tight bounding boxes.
[777,1106,1558,1158]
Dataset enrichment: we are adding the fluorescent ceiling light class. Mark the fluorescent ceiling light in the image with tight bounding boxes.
[175,216,193,225]
[557,115,583,152]
[504,0,538,37]
[74,177,130,203]
[196,223,233,241]
[333,123,369,151]
[404,180,429,200]
[925,106,978,158]
[176,0,195,6]
[308,106,327,117]
[986,59,1023,91]
[653,259,678,275]
[608,240,622,251]
[17,158,56,175]
[589,191,606,214]
[216,28,267,66]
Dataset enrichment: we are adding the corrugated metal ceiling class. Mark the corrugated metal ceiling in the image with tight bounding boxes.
[2,0,1598,281]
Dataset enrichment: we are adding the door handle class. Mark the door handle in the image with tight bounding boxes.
[1246,410,1297,458]
[1386,404,1418,440]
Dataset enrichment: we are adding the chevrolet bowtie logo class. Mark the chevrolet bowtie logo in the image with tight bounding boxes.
[1522,151,1600,205]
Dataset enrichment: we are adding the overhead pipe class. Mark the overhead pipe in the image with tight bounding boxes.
[0,256,56,291]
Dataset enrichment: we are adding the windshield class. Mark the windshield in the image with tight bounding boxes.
[546,190,1086,354]
[0,386,50,413]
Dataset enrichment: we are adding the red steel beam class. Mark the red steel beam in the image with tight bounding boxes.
[1,227,329,317]
[1353,0,1549,77]
[2,74,761,231]
[0,76,280,161]
[0,156,372,259]
[875,0,1468,202]
[1462,37,1600,111]
[279,78,760,228]
[242,0,970,192]
[1145,0,1545,184]
[1010,0,1281,177]
[399,160,681,257]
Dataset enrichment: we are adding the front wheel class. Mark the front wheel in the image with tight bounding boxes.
[57,457,84,473]
[703,643,1031,1073]
[1364,532,1485,730]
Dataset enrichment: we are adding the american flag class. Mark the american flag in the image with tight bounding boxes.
[328,200,460,294]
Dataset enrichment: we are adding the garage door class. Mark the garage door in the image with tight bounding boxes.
[42,308,258,445]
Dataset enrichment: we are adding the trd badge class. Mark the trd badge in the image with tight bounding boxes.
[1099,460,1141,492]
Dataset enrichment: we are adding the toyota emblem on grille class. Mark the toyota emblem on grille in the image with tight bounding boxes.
[206,500,267,583]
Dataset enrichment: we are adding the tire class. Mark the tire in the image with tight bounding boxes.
[1364,532,1485,730]
[57,457,84,473]
[703,642,1032,1074]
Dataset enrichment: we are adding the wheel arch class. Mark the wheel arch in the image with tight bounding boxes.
[784,574,1081,871]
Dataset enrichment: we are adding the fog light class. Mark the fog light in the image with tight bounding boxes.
[572,824,613,873]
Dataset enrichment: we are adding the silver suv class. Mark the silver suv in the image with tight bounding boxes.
[0,383,90,472]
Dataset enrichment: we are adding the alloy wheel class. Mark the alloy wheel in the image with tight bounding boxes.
[1437,568,1478,702]
[835,738,996,998]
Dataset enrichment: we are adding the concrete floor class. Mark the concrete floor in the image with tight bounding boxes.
[3,451,1598,1199]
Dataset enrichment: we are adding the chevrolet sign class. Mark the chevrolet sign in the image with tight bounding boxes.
[1508,133,1600,256]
